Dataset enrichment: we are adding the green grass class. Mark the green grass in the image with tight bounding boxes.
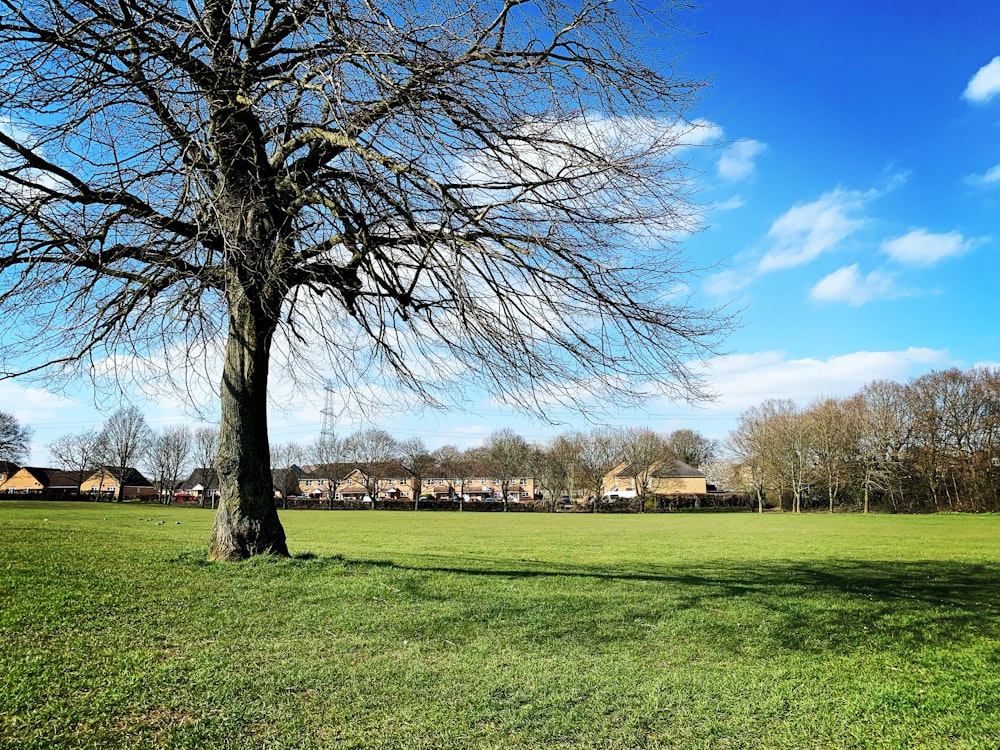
[1,503,998,749]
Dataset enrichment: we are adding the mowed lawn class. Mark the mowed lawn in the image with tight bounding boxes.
[1,503,998,749]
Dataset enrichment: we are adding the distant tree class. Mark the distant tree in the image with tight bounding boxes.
[192,427,221,508]
[431,445,468,506]
[310,432,345,467]
[532,435,579,511]
[147,427,193,505]
[849,387,902,513]
[619,427,669,511]
[749,399,811,514]
[729,399,803,513]
[484,429,531,511]
[666,428,719,469]
[0,412,31,464]
[398,438,436,508]
[271,442,304,509]
[0,0,726,558]
[575,429,623,513]
[49,430,102,494]
[803,398,859,513]
[97,406,152,501]
[343,429,398,507]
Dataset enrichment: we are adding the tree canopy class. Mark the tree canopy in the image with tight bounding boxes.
[0,0,727,558]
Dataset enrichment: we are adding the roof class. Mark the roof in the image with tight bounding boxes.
[180,468,219,491]
[7,466,79,489]
[91,466,154,487]
[616,458,705,479]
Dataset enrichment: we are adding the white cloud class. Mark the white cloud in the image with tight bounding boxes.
[717,140,767,181]
[758,188,868,272]
[681,347,950,416]
[704,187,873,298]
[966,163,1000,186]
[810,264,899,306]
[963,56,1000,103]
[881,229,973,266]
[711,196,746,212]
[703,268,753,297]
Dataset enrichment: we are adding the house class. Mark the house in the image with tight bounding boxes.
[175,468,220,505]
[297,463,418,502]
[273,464,306,501]
[80,467,156,500]
[0,466,79,495]
[295,462,537,504]
[603,458,707,499]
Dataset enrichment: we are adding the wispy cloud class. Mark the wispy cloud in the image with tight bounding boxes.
[810,264,901,306]
[963,56,1000,103]
[881,229,974,266]
[717,139,767,181]
[757,188,869,272]
[704,186,874,297]
[966,163,1000,186]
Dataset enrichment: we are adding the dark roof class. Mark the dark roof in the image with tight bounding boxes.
[617,459,705,479]
[651,459,705,479]
[13,467,79,488]
[97,466,153,487]
[180,467,219,491]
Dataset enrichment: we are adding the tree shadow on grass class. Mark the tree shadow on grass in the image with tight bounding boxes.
[325,554,1000,654]
[172,549,999,654]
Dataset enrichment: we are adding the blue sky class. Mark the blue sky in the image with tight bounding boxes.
[5,1,1000,464]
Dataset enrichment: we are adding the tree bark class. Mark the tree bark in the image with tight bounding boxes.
[208,287,289,561]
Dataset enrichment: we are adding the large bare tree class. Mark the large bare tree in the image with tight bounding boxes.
[0,0,726,558]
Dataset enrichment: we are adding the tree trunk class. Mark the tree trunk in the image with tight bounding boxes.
[208,288,289,561]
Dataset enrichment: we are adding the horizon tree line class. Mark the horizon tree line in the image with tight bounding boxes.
[12,364,1000,514]
[728,367,1000,513]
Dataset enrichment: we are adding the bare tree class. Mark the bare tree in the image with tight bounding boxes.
[147,426,193,505]
[619,427,669,512]
[398,437,435,509]
[432,444,467,507]
[804,397,859,513]
[271,441,304,509]
[575,429,623,512]
[192,427,221,508]
[484,429,531,511]
[343,428,398,506]
[0,0,727,558]
[310,432,344,467]
[729,402,780,513]
[0,412,31,464]
[97,406,152,501]
[531,434,579,511]
[853,384,910,514]
[49,430,102,493]
[666,428,718,469]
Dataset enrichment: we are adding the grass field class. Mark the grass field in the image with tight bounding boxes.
[1,502,998,749]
